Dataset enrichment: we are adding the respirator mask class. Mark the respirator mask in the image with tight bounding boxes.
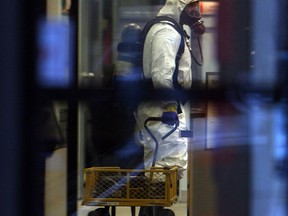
[180,1,205,35]
[180,1,205,66]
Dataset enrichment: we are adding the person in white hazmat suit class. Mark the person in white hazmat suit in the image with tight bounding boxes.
[135,0,204,179]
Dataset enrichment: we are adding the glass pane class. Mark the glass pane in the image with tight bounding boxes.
[78,0,105,87]
[44,101,67,216]
[75,1,288,216]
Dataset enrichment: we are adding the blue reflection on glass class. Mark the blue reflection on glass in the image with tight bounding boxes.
[37,19,73,88]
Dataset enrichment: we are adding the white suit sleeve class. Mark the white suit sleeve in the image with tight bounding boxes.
[150,26,182,89]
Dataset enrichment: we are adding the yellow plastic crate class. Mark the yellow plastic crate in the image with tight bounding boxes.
[82,166,178,207]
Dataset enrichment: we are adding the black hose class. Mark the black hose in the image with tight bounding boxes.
[188,36,203,66]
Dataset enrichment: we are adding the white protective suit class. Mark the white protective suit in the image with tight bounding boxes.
[135,0,193,178]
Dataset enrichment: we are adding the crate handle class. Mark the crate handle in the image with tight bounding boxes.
[144,117,178,167]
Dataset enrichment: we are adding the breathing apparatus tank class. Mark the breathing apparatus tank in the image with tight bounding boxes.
[115,23,142,81]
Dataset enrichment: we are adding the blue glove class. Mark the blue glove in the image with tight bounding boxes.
[161,111,179,126]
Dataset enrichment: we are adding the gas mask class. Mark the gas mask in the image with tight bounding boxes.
[180,3,205,35]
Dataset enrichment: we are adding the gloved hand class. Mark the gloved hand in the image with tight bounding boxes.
[161,111,179,126]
